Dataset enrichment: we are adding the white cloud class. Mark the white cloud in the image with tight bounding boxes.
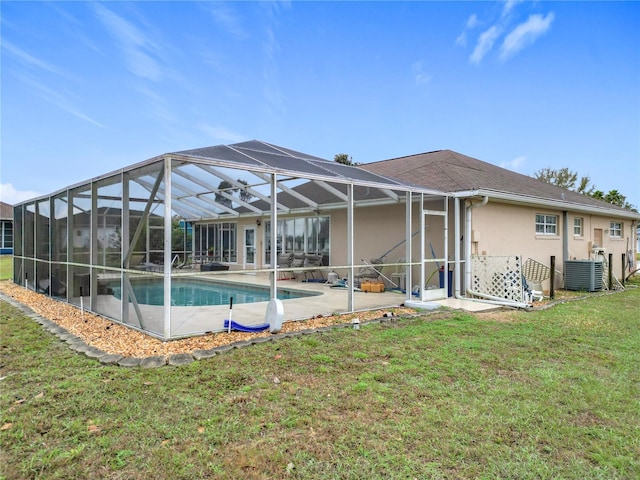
[500,13,555,61]
[501,0,522,19]
[205,2,249,39]
[455,14,479,47]
[470,25,501,65]
[466,13,479,29]
[500,156,526,172]
[261,26,287,116]
[412,61,432,85]
[0,183,42,205]
[15,74,105,128]
[93,3,162,81]
[2,40,71,78]
[200,125,246,144]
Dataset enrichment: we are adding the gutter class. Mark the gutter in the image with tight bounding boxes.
[451,189,640,221]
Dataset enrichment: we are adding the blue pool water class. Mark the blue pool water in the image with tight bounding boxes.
[110,278,318,307]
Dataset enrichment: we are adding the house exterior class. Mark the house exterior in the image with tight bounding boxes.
[362,149,640,291]
[11,142,638,339]
[0,201,13,255]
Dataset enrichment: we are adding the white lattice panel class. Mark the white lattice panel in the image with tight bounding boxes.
[472,255,524,302]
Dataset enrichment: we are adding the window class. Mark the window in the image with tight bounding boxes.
[194,222,237,262]
[265,215,330,258]
[536,214,558,235]
[610,221,622,238]
[573,217,583,236]
[0,221,12,248]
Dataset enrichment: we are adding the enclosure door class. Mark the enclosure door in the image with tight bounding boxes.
[243,227,256,269]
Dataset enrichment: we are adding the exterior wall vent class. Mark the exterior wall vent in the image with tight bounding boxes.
[564,260,603,292]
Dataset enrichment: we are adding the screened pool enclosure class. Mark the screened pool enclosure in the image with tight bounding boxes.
[13,141,451,340]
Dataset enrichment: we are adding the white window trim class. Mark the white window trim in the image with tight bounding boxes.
[573,217,583,237]
[609,221,622,238]
[536,213,558,236]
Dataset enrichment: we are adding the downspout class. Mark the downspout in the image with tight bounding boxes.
[464,196,488,291]
[457,195,531,309]
[563,211,569,262]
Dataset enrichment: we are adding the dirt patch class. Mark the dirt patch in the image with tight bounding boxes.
[0,280,415,358]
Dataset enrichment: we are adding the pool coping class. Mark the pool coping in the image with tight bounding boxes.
[1,290,415,368]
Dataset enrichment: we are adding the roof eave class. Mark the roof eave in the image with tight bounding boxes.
[451,189,640,220]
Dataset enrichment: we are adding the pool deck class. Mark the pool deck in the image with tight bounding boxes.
[92,272,497,338]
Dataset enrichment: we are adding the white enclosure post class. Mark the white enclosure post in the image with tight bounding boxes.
[405,191,412,301]
[163,156,172,339]
[270,173,278,299]
[420,194,425,300]
[121,172,130,325]
[454,197,461,297]
[90,181,98,311]
[443,196,449,297]
[347,183,354,311]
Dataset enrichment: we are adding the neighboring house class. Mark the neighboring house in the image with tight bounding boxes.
[362,149,640,288]
[0,201,13,255]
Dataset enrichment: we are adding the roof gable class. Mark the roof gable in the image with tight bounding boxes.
[0,201,13,220]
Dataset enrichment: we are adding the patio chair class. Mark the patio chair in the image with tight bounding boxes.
[277,253,294,279]
[174,256,196,271]
[354,258,384,286]
[289,252,306,279]
[390,257,407,291]
[522,258,548,301]
[303,253,324,280]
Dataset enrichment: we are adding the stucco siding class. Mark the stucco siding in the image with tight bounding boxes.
[473,201,634,284]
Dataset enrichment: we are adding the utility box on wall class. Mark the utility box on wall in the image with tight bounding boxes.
[564,260,603,292]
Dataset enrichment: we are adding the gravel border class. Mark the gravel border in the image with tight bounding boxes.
[0,290,414,368]
[6,286,630,368]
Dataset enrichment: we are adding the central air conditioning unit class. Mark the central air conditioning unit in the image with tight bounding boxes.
[564,260,603,291]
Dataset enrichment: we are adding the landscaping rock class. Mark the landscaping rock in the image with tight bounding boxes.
[45,325,67,335]
[250,336,272,344]
[299,328,319,335]
[213,345,234,354]
[84,346,108,358]
[192,349,217,360]
[168,353,194,366]
[140,356,167,368]
[67,340,91,353]
[99,354,124,365]
[118,357,142,368]
[59,333,80,343]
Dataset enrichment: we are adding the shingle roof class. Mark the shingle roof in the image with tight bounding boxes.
[360,149,634,214]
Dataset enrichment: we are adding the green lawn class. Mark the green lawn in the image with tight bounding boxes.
[0,255,12,281]
[1,287,639,479]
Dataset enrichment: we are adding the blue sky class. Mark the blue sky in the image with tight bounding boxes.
[1,1,639,208]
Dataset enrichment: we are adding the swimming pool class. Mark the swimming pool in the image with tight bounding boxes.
[109,278,319,307]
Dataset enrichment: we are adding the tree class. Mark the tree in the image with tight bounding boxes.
[533,167,594,194]
[534,168,637,212]
[171,218,191,251]
[237,179,253,203]
[603,190,637,211]
[334,153,356,166]
[215,180,235,208]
